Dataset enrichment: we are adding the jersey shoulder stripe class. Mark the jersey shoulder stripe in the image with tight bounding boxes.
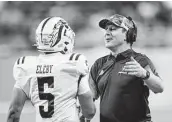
[69,53,76,60]
[17,56,25,65]
[22,56,25,64]
[75,54,81,61]
[17,57,20,65]
[69,53,82,61]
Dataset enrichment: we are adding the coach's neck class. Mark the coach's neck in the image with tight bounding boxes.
[108,43,130,57]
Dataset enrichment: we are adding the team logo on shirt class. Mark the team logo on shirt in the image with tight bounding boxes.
[99,70,104,76]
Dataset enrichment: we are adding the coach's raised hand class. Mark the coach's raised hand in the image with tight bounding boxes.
[119,57,147,78]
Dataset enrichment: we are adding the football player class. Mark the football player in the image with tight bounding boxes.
[7,17,96,122]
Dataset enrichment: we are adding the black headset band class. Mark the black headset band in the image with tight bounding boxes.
[126,16,136,30]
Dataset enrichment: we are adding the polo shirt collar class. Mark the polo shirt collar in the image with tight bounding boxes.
[108,49,134,61]
[119,49,134,58]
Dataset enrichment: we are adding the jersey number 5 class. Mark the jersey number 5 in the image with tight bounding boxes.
[37,76,55,118]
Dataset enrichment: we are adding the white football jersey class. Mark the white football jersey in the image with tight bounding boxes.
[13,52,90,122]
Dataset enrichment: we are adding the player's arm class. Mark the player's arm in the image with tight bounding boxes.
[7,87,27,122]
[7,56,29,122]
[88,74,99,101]
[78,75,96,120]
[88,60,100,101]
[76,55,96,120]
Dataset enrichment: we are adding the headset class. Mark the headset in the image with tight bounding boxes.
[125,16,137,45]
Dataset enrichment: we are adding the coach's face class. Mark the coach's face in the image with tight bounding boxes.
[104,24,126,49]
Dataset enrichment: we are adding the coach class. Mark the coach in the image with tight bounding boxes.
[89,14,164,122]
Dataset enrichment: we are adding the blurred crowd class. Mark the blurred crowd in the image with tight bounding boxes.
[0,1,172,56]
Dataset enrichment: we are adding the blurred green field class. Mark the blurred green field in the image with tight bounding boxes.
[0,47,172,122]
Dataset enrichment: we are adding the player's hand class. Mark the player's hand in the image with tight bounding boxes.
[119,57,146,78]
[77,105,91,122]
[79,115,91,122]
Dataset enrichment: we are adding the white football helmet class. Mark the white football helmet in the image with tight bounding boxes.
[35,17,75,53]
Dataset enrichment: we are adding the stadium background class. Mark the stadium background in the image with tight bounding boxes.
[0,1,172,122]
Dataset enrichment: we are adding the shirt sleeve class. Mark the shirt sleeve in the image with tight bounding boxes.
[13,57,30,98]
[89,61,100,100]
[137,55,159,77]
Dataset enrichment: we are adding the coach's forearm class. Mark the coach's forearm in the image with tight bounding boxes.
[144,72,164,93]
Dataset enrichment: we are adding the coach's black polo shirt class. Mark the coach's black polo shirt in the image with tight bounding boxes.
[90,49,159,122]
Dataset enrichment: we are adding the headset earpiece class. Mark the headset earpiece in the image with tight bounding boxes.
[125,16,137,45]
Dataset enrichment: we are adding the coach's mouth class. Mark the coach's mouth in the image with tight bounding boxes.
[106,38,113,42]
